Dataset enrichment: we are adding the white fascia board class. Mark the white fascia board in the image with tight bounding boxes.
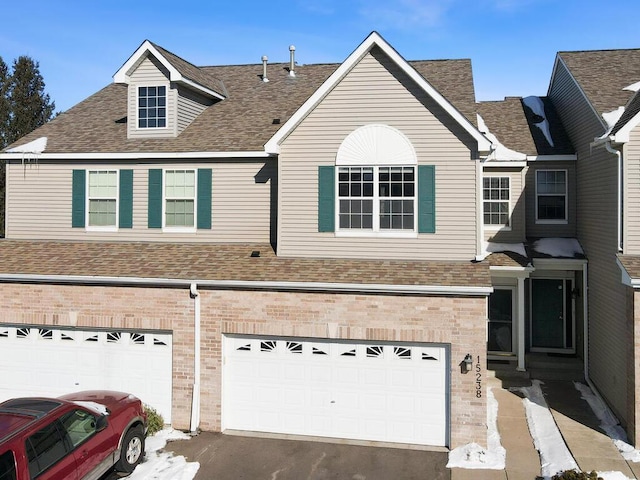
[264,31,491,154]
[0,273,493,296]
[113,41,223,100]
[489,266,534,278]
[0,151,273,160]
[617,258,640,288]
[526,154,577,161]
[180,77,225,101]
[483,161,527,168]
[612,109,640,144]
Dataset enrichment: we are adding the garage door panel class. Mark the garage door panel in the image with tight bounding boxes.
[223,336,448,446]
[0,326,172,423]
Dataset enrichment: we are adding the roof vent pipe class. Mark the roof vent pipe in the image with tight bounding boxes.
[261,55,269,83]
[289,45,296,77]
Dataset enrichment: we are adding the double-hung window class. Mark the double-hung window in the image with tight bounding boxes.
[164,170,196,228]
[72,169,133,230]
[87,170,118,227]
[338,166,416,232]
[536,169,567,222]
[138,86,167,128]
[483,176,510,228]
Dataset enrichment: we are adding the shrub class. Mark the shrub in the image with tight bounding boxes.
[144,404,164,437]
[552,470,602,480]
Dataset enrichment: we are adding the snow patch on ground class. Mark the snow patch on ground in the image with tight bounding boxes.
[523,96,555,147]
[532,237,583,258]
[477,114,527,161]
[512,380,578,478]
[598,472,634,480]
[128,428,200,480]
[476,241,528,261]
[447,387,505,469]
[575,382,640,463]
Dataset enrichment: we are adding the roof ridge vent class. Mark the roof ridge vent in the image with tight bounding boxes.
[289,45,296,77]
[261,55,269,83]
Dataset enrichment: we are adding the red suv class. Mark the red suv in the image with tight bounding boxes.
[0,391,147,480]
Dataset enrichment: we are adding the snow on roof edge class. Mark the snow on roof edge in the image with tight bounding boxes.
[477,115,527,162]
[6,137,48,154]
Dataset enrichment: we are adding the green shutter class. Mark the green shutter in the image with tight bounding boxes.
[318,166,335,232]
[71,170,86,228]
[418,165,436,233]
[119,170,133,229]
[148,169,163,229]
[197,168,212,230]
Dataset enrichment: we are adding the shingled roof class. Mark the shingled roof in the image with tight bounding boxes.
[477,97,573,156]
[559,49,640,117]
[6,42,480,154]
[0,240,491,291]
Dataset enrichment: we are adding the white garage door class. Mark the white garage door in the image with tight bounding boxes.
[0,326,173,422]
[222,335,449,446]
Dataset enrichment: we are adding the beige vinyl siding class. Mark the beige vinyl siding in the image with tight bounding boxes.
[550,58,630,428]
[277,48,478,261]
[525,162,577,237]
[483,167,525,243]
[5,159,274,244]
[127,56,176,138]
[625,127,640,253]
[176,85,213,134]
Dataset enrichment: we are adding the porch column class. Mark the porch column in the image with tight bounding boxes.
[517,276,526,371]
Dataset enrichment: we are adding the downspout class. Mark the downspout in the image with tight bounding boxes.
[582,264,589,382]
[189,283,201,434]
[605,141,623,252]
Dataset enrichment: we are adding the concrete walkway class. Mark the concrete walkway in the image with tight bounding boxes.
[451,375,640,480]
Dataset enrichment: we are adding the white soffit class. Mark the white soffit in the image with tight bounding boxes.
[264,31,491,154]
[336,124,417,165]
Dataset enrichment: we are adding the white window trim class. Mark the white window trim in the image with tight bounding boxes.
[136,83,170,131]
[487,286,516,356]
[162,168,197,233]
[335,165,418,237]
[85,169,119,232]
[535,169,568,225]
[483,175,511,232]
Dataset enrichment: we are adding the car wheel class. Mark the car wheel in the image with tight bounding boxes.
[115,425,145,474]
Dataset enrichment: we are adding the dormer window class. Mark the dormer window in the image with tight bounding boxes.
[138,86,166,128]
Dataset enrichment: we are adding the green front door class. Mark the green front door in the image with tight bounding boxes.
[531,278,573,351]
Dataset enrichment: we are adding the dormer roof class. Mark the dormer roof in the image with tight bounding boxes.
[113,40,226,100]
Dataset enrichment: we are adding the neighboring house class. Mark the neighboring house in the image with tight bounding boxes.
[547,48,640,446]
[0,32,633,450]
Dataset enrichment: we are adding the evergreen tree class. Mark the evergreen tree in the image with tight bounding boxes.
[0,55,55,237]
[7,56,55,144]
[0,56,10,237]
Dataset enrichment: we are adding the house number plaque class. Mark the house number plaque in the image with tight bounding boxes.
[475,355,482,398]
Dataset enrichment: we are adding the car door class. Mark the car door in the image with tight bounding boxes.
[25,419,78,480]
[59,408,117,480]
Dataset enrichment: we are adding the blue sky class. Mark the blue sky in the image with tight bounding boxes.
[3,0,640,112]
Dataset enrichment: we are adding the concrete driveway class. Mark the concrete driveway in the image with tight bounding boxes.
[167,432,449,480]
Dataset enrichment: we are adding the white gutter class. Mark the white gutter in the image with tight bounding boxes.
[189,283,201,435]
[0,151,273,160]
[0,274,493,296]
[605,141,623,252]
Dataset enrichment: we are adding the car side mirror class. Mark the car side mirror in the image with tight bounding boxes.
[96,415,108,432]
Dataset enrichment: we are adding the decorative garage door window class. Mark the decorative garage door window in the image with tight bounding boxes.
[223,335,448,447]
[0,326,173,423]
